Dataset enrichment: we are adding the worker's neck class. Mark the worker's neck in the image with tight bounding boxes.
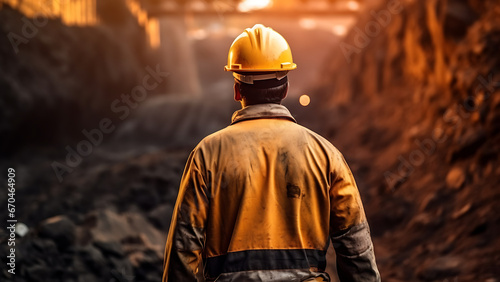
[240,101,282,108]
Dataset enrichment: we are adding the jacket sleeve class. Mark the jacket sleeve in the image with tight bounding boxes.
[163,149,209,282]
[329,152,380,282]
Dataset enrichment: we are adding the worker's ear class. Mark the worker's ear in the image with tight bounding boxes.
[281,82,289,100]
[234,83,242,102]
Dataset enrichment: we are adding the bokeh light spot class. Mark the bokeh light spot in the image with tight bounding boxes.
[346,1,360,11]
[238,0,272,12]
[299,95,311,107]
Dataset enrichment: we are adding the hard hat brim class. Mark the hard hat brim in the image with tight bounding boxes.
[224,64,297,72]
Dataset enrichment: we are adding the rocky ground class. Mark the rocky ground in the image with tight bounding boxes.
[0,146,188,281]
[1,0,500,281]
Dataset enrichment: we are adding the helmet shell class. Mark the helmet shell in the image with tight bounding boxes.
[224,24,297,72]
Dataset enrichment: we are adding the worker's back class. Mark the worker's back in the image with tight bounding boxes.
[163,104,378,282]
[202,110,337,281]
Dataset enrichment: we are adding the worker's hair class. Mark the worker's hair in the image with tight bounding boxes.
[235,79,288,105]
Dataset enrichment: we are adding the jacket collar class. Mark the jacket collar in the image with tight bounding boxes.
[231,103,297,125]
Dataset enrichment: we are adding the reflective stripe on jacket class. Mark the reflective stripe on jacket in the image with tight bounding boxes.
[163,104,380,281]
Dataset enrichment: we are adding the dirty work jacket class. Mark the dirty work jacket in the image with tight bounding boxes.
[163,103,380,282]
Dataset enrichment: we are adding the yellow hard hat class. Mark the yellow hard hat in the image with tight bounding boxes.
[224,24,297,73]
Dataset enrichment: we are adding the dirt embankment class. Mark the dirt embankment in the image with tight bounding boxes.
[0,4,177,281]
[306,0,500,280]
[0,4,159,156]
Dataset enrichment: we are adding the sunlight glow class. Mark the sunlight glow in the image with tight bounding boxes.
[332,25,348,36]
[299,18,317,30]
[188,29,208,40]
[299,95,311,107]
[346,1,360,11]
[238,0,272,12]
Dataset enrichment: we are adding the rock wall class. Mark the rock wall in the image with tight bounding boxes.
[0,4,156,155]
[307,0,500,280]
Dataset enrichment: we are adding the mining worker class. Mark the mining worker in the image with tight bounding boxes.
[162,24,380,282]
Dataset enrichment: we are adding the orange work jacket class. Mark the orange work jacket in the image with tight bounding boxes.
[163,103,380,281]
